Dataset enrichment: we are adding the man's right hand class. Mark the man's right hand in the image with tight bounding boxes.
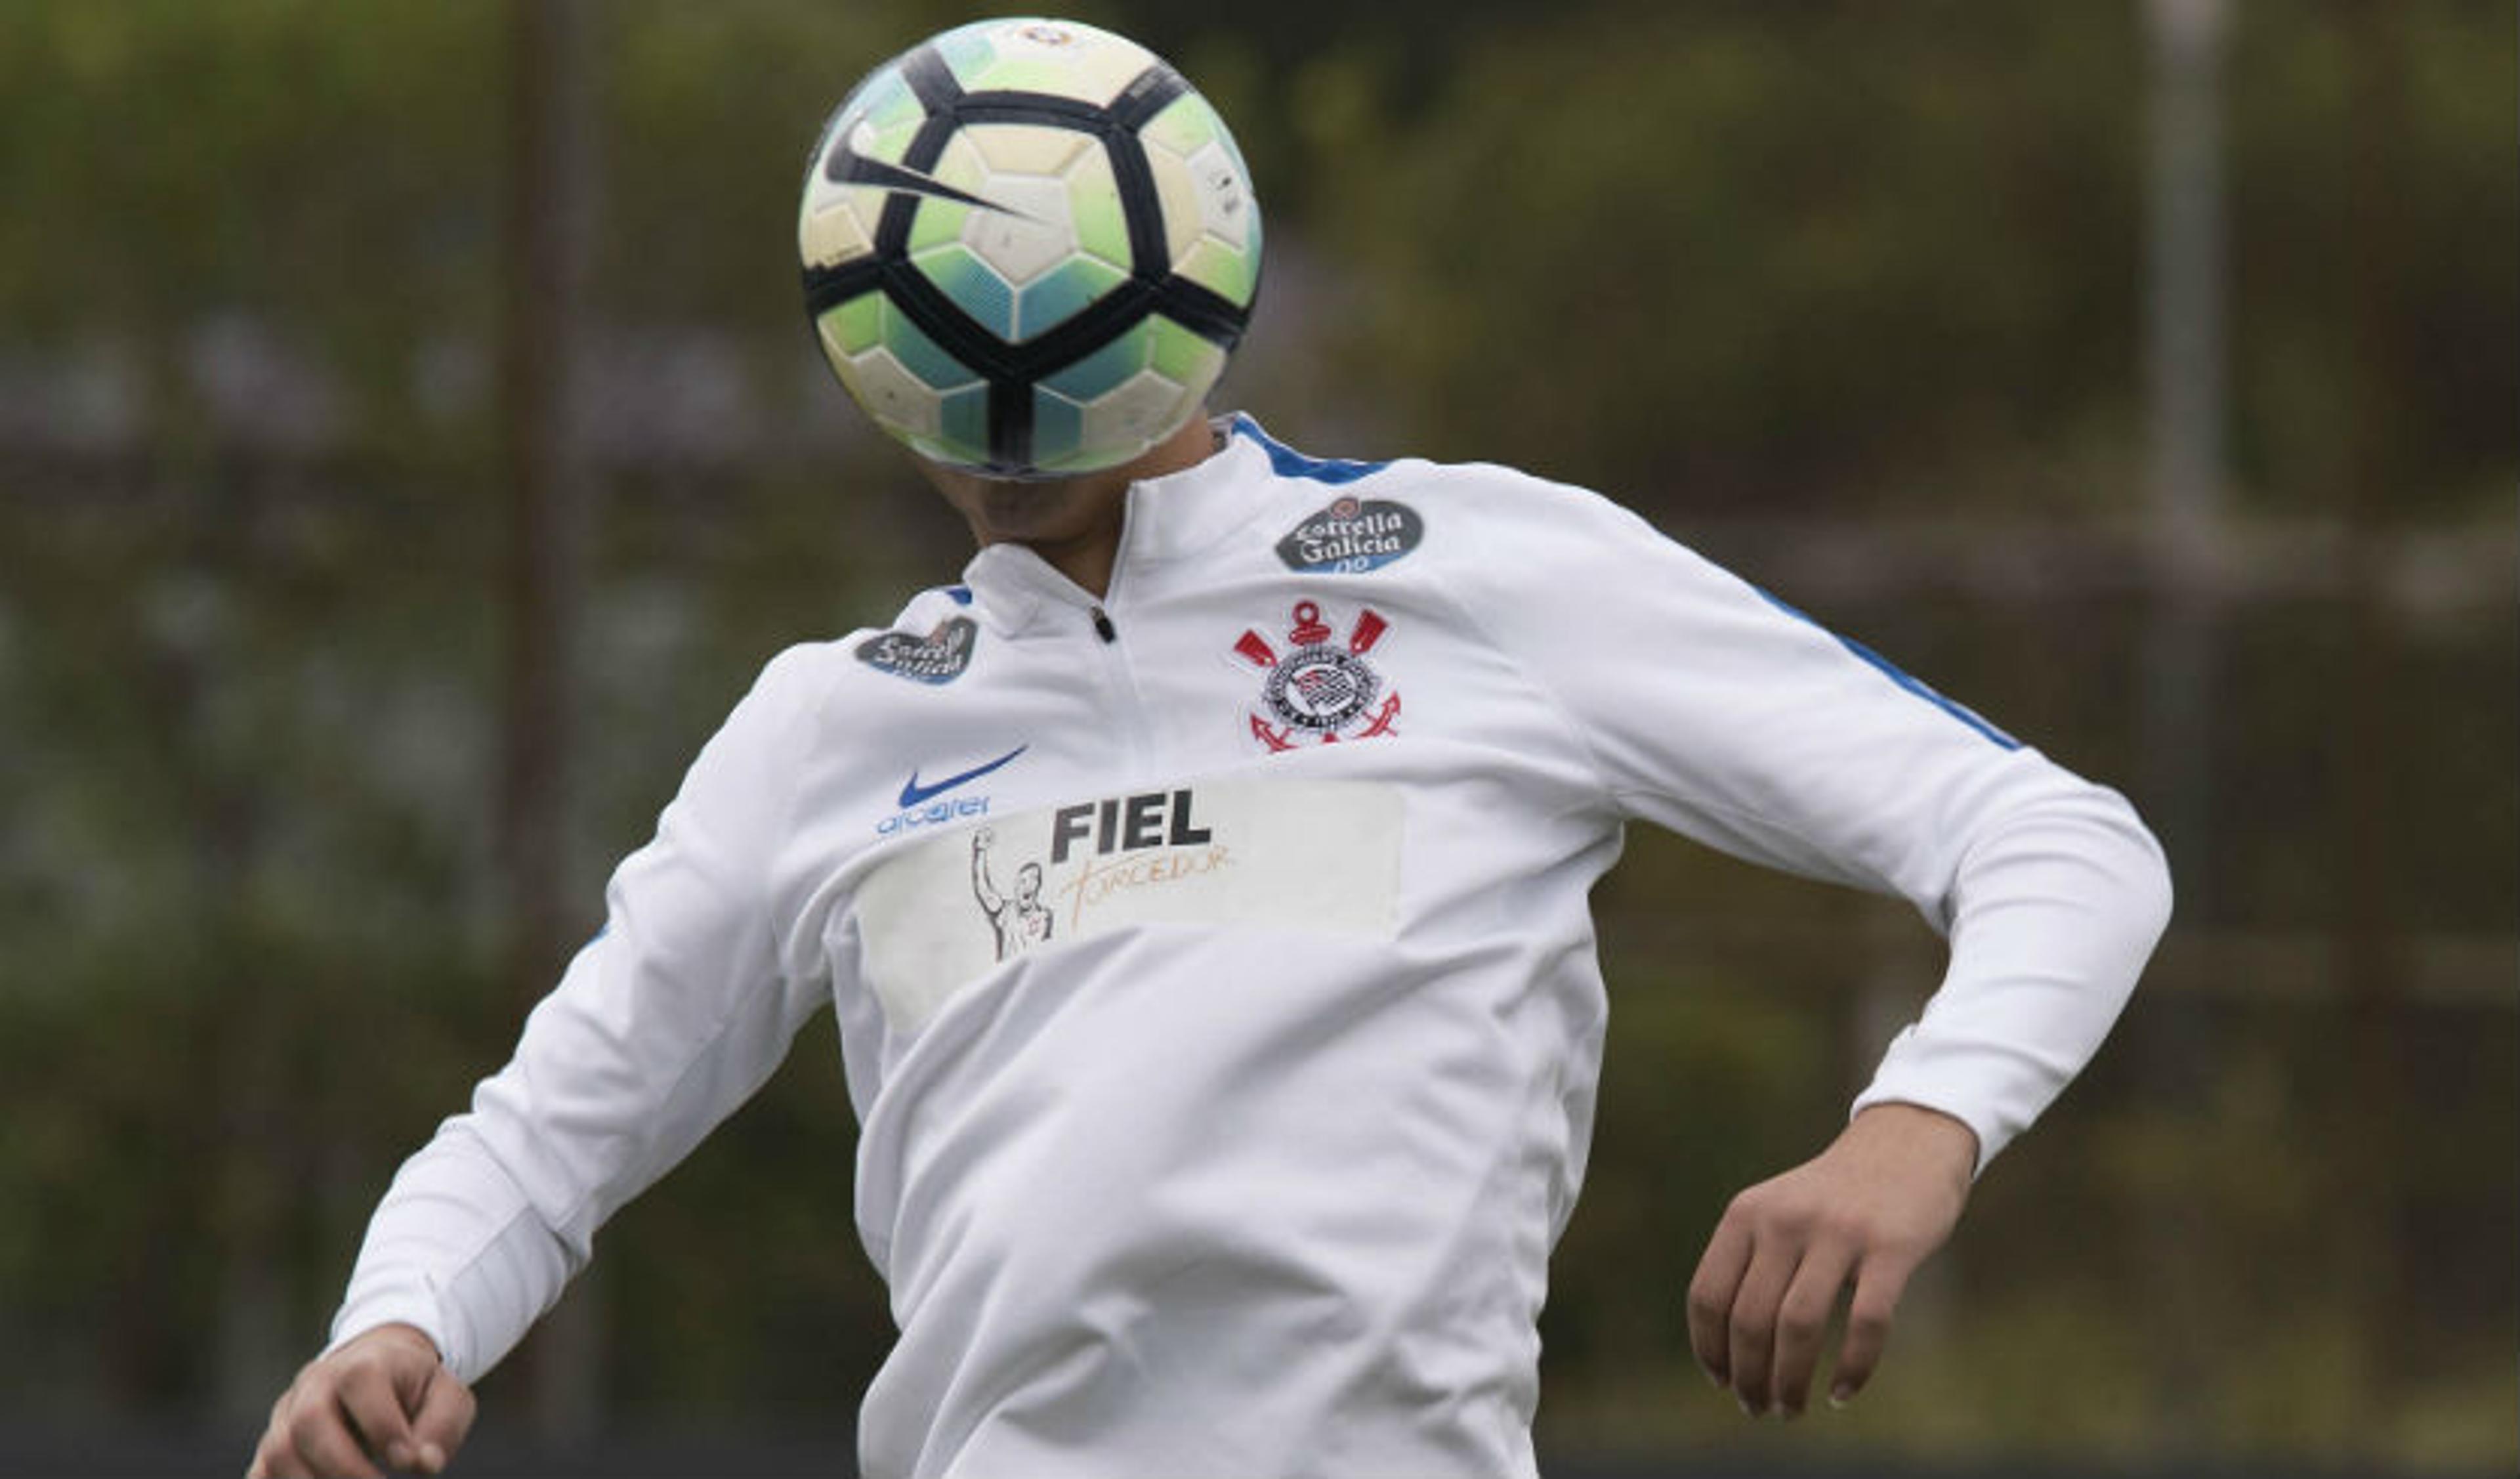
[247,1323,476,1478]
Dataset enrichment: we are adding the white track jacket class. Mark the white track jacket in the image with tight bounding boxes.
[329,414,2170,1478]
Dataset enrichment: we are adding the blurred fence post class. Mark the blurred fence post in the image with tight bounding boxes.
[2138,0,2229,1449]
[499,0,601,1448]
[2336,3,2406,1453]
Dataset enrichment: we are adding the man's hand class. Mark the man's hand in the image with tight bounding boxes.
[247,1323,475,1478]
[1685,1102,1977,1419]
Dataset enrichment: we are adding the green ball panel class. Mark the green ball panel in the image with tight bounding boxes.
[879,304,982,393]
[820,293,885,356]
[932,24,998,84]
[1064,150,1131,271]
[853,68,925,140]
[1015,255,1126,342]
[864,114,923,167]
[1146,314,1228,390]
[1140,93,1220,158]
[904,431,958,463]
[937,385,993,463]
[1177,236,1259,308]
[906,198,970,255]
[1031,447,1110,475]
[1030,388,1086,466]
[1040,324,1150,402]
[913,244,1017,341]
[958,54,1078,95]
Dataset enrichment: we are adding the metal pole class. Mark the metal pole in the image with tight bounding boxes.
[2137,0,2229,1450]
[499,0,599,1448]
[2141,0,2226,867]
[2335,3,2406,1453]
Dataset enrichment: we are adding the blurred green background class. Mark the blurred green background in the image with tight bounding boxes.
[0,1,2510,1474]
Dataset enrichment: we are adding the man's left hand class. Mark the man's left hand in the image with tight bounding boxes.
[1685,1102,1978,1419]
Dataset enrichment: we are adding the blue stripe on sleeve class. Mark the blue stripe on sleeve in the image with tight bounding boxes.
[1752,587,2022,751]
[1230,413,1391,486]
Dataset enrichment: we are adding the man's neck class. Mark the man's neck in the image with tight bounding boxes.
[1018,506,1130,599]
[923,412,1224,598]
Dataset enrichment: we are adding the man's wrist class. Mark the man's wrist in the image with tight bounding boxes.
[1845,1101,1980,1195]
[361,1322,444,1360]
[326,1307,450,1369]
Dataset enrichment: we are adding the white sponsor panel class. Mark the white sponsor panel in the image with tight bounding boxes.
[856,779,1400,1033]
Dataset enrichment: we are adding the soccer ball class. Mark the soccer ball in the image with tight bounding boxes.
[799,18,1262,478]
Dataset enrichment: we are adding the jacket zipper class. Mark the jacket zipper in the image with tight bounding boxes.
[1089,603,1156,771]
[1082,511,1154,768]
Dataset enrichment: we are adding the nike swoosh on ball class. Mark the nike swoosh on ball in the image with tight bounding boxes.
[826,129,1029,217]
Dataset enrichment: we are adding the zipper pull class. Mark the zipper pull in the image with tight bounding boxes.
[1091,607,1118,643]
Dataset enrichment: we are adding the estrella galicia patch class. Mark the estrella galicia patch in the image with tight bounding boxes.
[1274,496,1423,574]
[856,616,977,685]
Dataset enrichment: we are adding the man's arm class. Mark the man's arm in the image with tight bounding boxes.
[1449,467,2172,1421]
[1681,718,2172,1417]
[253,645,835,1474]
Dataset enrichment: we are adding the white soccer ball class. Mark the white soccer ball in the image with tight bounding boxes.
[800,18,1263,477]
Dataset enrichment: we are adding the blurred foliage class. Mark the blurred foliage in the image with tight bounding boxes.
[0,1,2510,1472]
[1303,5,2151,513]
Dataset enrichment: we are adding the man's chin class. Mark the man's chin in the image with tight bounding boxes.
[942,473,1122,549]
[969,482,1073,530]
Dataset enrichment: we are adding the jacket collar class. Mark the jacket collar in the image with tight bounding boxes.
[958,414,1279,635]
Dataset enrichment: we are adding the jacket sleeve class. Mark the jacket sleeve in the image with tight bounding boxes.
[1448,468,2172,1172]
[326,646,833,1381]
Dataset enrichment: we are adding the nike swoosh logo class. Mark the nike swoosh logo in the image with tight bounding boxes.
[826,124,1034,218]
[898,745,1028,808]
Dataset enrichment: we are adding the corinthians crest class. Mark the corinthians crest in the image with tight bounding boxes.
[1231,599,1401,752]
